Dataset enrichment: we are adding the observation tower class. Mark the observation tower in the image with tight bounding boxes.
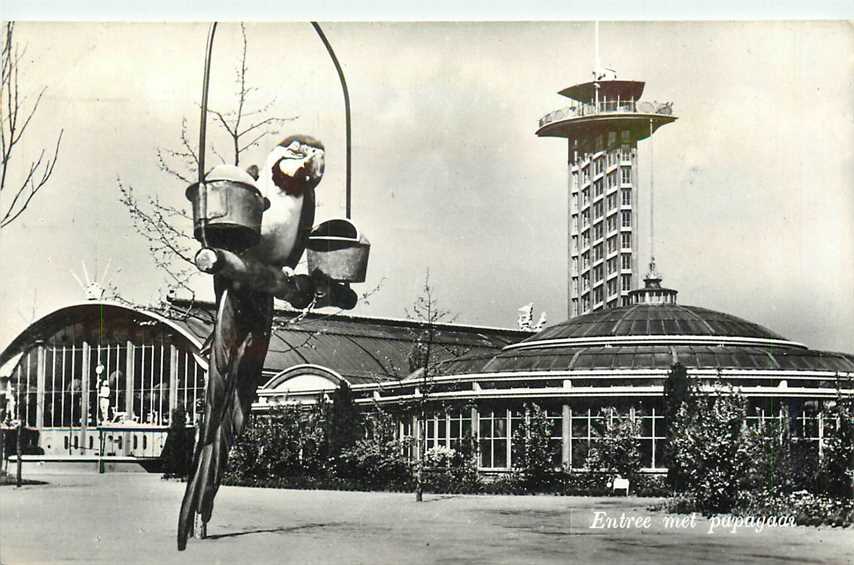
[537,75,677,318]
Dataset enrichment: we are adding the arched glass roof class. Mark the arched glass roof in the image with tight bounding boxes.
[526,304,788,342]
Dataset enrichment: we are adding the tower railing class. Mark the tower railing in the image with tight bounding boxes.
[538,99,674,129]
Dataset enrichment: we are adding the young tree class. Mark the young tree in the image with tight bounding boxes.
[405,271,460,501]
[1,22,63,230]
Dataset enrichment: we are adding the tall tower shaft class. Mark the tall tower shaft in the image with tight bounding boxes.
[536,79,676,318]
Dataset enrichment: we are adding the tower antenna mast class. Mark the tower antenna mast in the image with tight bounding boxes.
[593,21,601,106]
[649,118,656,271]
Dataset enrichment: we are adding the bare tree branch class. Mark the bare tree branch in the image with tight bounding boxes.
[0,22,63,230]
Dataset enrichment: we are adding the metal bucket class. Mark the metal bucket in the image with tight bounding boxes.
[307,218,370,282]
[185,165,269,251]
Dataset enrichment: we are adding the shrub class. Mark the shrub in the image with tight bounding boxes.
[670,384,753,514]
[340,411,412,490]
[327,382,362,476]
[735,490,854,527]
[422,442,481,493]
[584,408,643,484]
[742,417,799,495]
[816,387,854,499]
[664,362,694,491]
[225,403,329,482]
[511,403,559,490]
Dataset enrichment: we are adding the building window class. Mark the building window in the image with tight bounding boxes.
[594,287,603,304]
[593,223,603,241]
[479,409,508,468]
[621,232,632,249]
[608,278,618,296]
[622,274,632,291]
[622,210,632,228]
[606,216,617,234]
[621,130,631,143]
[425,411,473,452]
[608,130,617,147]
[622,188,632,206]
[621,166,632,185]
[621,253,632,270]
[607,194,617,211]
[607,236,617,254]
[594,178,603,197]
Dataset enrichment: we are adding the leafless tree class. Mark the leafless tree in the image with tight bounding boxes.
[0,22,63,230]
[405,270,465,501]
[117,23,296,295]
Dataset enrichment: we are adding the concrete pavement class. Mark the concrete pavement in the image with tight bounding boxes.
[1,474,852,564]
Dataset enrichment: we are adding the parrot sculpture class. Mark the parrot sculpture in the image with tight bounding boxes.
[178,135,355,550]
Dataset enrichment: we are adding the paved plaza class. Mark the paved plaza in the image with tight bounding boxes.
[1,474,852,565]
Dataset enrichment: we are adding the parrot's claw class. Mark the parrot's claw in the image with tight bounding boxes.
[313,279,358,310]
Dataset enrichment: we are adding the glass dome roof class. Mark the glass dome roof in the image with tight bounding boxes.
[525,304,788,343]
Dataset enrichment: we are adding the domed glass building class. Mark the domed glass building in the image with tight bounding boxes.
[338,271,854,472]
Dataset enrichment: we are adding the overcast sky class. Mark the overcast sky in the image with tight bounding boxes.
[0,21,851,353]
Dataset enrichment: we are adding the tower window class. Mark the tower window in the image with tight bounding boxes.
[621,274,632,291]
[621,232,632,249]
[621,253,631,270]
[622,188,632,206]
[621,166,632,185]
[607,236,617,254]
[622,210,632,228]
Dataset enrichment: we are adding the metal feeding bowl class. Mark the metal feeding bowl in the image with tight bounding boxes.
[307,218,370,282]
[185,165,270,251]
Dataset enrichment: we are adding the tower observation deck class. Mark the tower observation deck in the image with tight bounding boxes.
[536,78,676,318]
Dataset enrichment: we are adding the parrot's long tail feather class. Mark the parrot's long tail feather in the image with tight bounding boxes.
[177,442,212,550]
[176,282,273,551]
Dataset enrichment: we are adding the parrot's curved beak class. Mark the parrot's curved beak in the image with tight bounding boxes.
[273,145,325,195]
